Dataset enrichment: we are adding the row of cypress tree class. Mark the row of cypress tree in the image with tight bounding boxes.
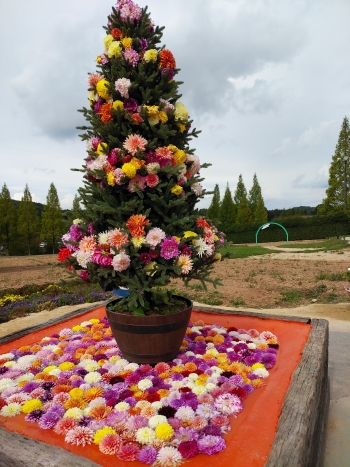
[206,173,268,229]
[0,183,80,255]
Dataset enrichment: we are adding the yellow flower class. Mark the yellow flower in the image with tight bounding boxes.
[173,236,181,243]
[69,388,84,398]
[93,427,116,444]
[71,325,84,332]
[214,253,222,261]
[121,37,133,49]
[132,236,146,249]
[167,145,178,153]
[108,41,122,58]
[174,149,186,164]
[158,111,168,123]
[144,261,157,276]
[96,142,108,154]
[89,319,100,324]
[58,362,75,371]
[130,157,143,169]
[155,423,174,441]
[96,79,111,100]
[183,231,197,238]
[252,363,265,370]
[144,105,159,116]
[103,34,114,50]
[43,365,57,373]
[171,185,183,195]
[177,123,186,133]
[112,100,124,111]
[107,172,115,186]
[122,162,137,179]
[174,102,189,121]
[22,399,43,414]
[144,49,158,62]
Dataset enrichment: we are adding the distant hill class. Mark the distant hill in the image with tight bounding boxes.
[268,206,317,220]
[11,199,70,219]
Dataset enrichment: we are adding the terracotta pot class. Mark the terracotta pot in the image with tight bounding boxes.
[105,295,192,364]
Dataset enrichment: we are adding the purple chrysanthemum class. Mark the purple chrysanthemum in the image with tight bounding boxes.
[178,440,199,459]
[197,435,226,455]
[124,98,139,113]
[137,446,158,464]
[25,409,44,423]
[160,237,180,260]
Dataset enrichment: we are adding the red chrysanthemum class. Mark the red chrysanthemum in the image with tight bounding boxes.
[99,434,122,455]
[57,248,72,263]
[145,173,159,188]
[196,218,210,229]
[132,113,144,125]
[118,442,140,461]
[111,28,122,39]
[99,103,113,124]
[159,49,176,69]
[126,214,149,237]
[54,417,78,435]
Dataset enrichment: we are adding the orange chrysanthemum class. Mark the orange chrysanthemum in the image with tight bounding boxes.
[196,218,210,229]
[194,336,206,342]
[157,389,170,398]
[159,49,176,69]
[35,373,57,382]
[99,103,113,124]
[83,387,104,402]
[252,379,265,388]
[52,384,73,394]
[30,345,42,352]
[184,362,197,372]
[129,407,141,416]
[126,214,149,238]
[140,406,157,418]
[89,405,112,420]
[64,398,88,410]
[92,331,103,341]
[256,343,268,350]
[18,346,31,352]
[213,335,225,345]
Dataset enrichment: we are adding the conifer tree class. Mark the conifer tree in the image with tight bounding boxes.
[17,184,40,255]
[219,184,235,228]
[41,183,65,254]
[207,184,220,223]
[254,193,268,223]
[0,183,16,253]
[248,173,267,222]
[71,194,82,219]
[234,174,248,206]
[319,116,350,214]
[60,0,224,311]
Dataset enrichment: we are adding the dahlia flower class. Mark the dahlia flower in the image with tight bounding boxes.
[115,77,131,98]
[160,237,180,260]
[112,251,131,272]
[99,433,121,454]
[123,134,148,155]
[154,446,182,467]
[65,426,94,446]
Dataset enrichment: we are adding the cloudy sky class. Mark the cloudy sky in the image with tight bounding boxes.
[0,0,349,210]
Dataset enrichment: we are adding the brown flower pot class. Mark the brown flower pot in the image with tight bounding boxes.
[105,295,193,364]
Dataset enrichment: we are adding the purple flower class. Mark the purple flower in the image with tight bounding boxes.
[160,237,180,260]
[22,382,39,392]
[107,148,119,166]
[124,48,139,67]
[197,435,226,455]
[124,98,138,113]
[139,253,151,265]
[201,425,221,437]
[161,68,175,80]
[25,410,44,423]
[178,440,199,459]
[138,38,148,51]
[38,411,62,429]
[87,223,94,235]
[138,446,157,464]
[93,99,104,114]
[69,224,83,242]
[80,271,89,281]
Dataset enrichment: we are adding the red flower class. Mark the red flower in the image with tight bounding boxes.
[126,214,149,237]
[57,248,72,263]
[159,49,176,69]
[99,103,113,124]
[131,113,143,125]
[111,28,122,39]
[196,218,210,229]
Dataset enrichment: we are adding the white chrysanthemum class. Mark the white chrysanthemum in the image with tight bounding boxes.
[185,351,195,357]
[175,406,195,421]
[49,369,61,377]
[73,250,92,268]
[115,401,130,411]
[253,368,269,378]
[73,218,82,225]
[155,446,182,467]
[206,343,215,349]
[146,162,160,174]
[205,383,216,392]
[188,373,198,381]
[15,373,34,383]
[184,381,195,390]
[226,347,235,353]
[0,403,22,417]
[211,366,223,374]
[248,343,257,349]
[187,154,200,175]
[108,356,121,365]
[59,328,73,337]
[170,381,184,390]
[138,379,153,391]
[88,397,106,409]
[0,379,16,391]
[191,182,203,196]
[64,408,84,420]
[149,415,167,429]
[136,427,156,444]
[0,353,14,361]
[17,354,36,364]
[88,154,108,172]
[98,231,109,244]
[192,386,208,396]
[84,372,102,384]
[192,238,212,257]
[41,337,51,342]
[3,361,14,368]
[151,401,163,411]
[83,361,101,372]
[80,321,92,327]
[113,358,129,368]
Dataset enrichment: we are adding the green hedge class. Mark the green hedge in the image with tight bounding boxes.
[224,213,350,244]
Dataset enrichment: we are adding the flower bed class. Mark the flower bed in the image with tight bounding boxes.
[0,315,279,466]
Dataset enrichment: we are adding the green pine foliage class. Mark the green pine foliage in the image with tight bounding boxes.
[207,184,220,223]
[41,183,65,253]
[0,183,17,254]
[17,185,40,255]
[219,184,236,228]
[234,174,247,206]
[61,1,224,312]
[236,196,253,224]
[319,116,350,214]
[254,193,268,223]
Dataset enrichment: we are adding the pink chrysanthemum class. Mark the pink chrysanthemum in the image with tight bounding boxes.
[154,446,183,467]
[53,393,70,405]
[145,228,165,247]
[79,236,97,254]
[176,255,193,274]
[99,433,121,455]
[118,442,141,461]
[145,173,159,188]
[108,228,129,249]
[65,426,94,446]
[54,417,78,435]
[198,435,226,455]
[115,77,131,98]
[190,415,207,430]
[160,237,180,260]
[178,440,199,459]
[211,414,230,427]
[123,134,148,156]
[112,251,131,272]
[214,393,243,416]
[128,175,146,193]
[124,48,139,67]
[88,72,104,88]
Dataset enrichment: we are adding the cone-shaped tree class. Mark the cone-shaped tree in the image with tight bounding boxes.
[234,174,247,206]
[41,183,65,254]
[254,193,268,223]
[319,116,350,214]
[59,1,224,313]
[207,184,221,223]
[17,184,40,255]
[0,183,16,253]
[71,194,82,219]
[219,184,236,228]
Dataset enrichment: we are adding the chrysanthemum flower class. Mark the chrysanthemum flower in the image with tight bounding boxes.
[54,417,78,435]
[126,214,149,237]
[154,446,182,467]
[145,173,159,188]
[123,134,148,156]
[115,77,131,98]
[124,48,139,66]
[96,79,111,100]
[22,399,43,414]
[112,251,131,272]
[65,426,94,446]
[176,255,193,274]
[136,427,156,444]
[99,433,121,455]
[64,407,84,420]
[159,49,176,69]
[160,237,180,260]
[214,393,243,416]
[0,403,22,417]
[155,423,174,441]
[144,49,158,62]
[118,442,141,461]
[93,426,116,445]
[108,41,122,58]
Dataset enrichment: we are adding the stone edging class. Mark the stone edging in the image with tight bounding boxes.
[0,304,329,467]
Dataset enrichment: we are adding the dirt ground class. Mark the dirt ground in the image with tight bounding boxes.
[1,242,350,311]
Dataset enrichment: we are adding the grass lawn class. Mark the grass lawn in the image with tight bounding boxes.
[220,244,280,258]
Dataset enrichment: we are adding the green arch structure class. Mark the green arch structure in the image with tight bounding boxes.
[255,222,289,245]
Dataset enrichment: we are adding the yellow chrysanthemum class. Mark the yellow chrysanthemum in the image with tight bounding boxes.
[252,363,265,370]
[177,123,186,133]
[64,398,87,410]
[89,319,100,324]
[131,236,146,249]
[130,157,143,169]
[155,423,174,441]
[109,356,120,364]
[103,34,114,50]
[167,144,178,153]
[158,111,168,123]
[174,149,186,164]
[71,325,84,332]
[58,362,75,371]
[69,388,84,398]
[22,399,43,414]
[183,231,197,238]
[122,162,137,178]
[96,79,111,100]
[43,365,57,374]
[144,105,159,116]
[96,142,108,155]
[121,37,133,49]
[112,100,124,111]
[108,41,122,58]
[173,236,181,243]
[144,49,158,62]
[107,172,115,186]
[171,185,183,196]
[174,102,189,121]
[94,427,117,445]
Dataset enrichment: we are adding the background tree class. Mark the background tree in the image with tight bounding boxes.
[0,183,16,253]
[41,183,65,253]
[219,183,236,228]
[71,194,82,220]
[207,184,220,223]
[234,174,248,206]
[236,192,253,224]
[17,184,40,255]
[318,116,350,214]
[254,193,268,223]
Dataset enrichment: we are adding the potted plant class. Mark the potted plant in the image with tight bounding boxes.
[58,0,224,363]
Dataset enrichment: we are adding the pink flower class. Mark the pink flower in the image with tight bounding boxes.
[197,435,226,455]
[54,418,78,435]
[160,237,180,260]
[108,229,129,249]
[145,228,165,247]
[112,251,131,272]
[115,77,131,98]
[91,250,113,267]
[118,442,141,461]
[79,236,97,254]
[99,433,121,455]
[178,440,199,459]
[145,174,159,188]
[65,426,94,446]
[214,393,243,416]
[80,271,89,281]
[124,48,139,67]
[123,134,148,155]
[128,175,146,192]
[176,255,193,274]
[139,253,151,265]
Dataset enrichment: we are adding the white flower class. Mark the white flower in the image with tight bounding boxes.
[84,372,102,384]
[185,351,195,356]
[175,406,195,421]
[192,386,207,396]
[191,183,203,196]
[205,383,216,392]
[253,368,269,378]
[3,361,14,368]
[87,154,108,172]
[248,343,257,349]
[88,397,106,408]
[155,447,182,467]
[73,250,91,268]
[206,343,215,348]
[64,408,84,419]
[149,415,167,429]
[0,403,22,417]
[73,218,82,225]
[98,231,109,244]
[151,401,163,411]
[138,379,153,391]
[48,369,61,377]
[192,238,212,257]
[0,353,14,361]
[0,379,15,391]
[115,401,130,411]
[188,373,198,381]
[146,162,160,174]
[15,373,34,383]
[136,427,156,444]
[83,361,100,372]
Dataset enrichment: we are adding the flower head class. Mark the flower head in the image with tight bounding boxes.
[115,77,131,98]
[160,237,180,260]
[126,214,149,237]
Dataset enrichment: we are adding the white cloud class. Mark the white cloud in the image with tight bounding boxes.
[13,192,43,203]
[297,121,335,149]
